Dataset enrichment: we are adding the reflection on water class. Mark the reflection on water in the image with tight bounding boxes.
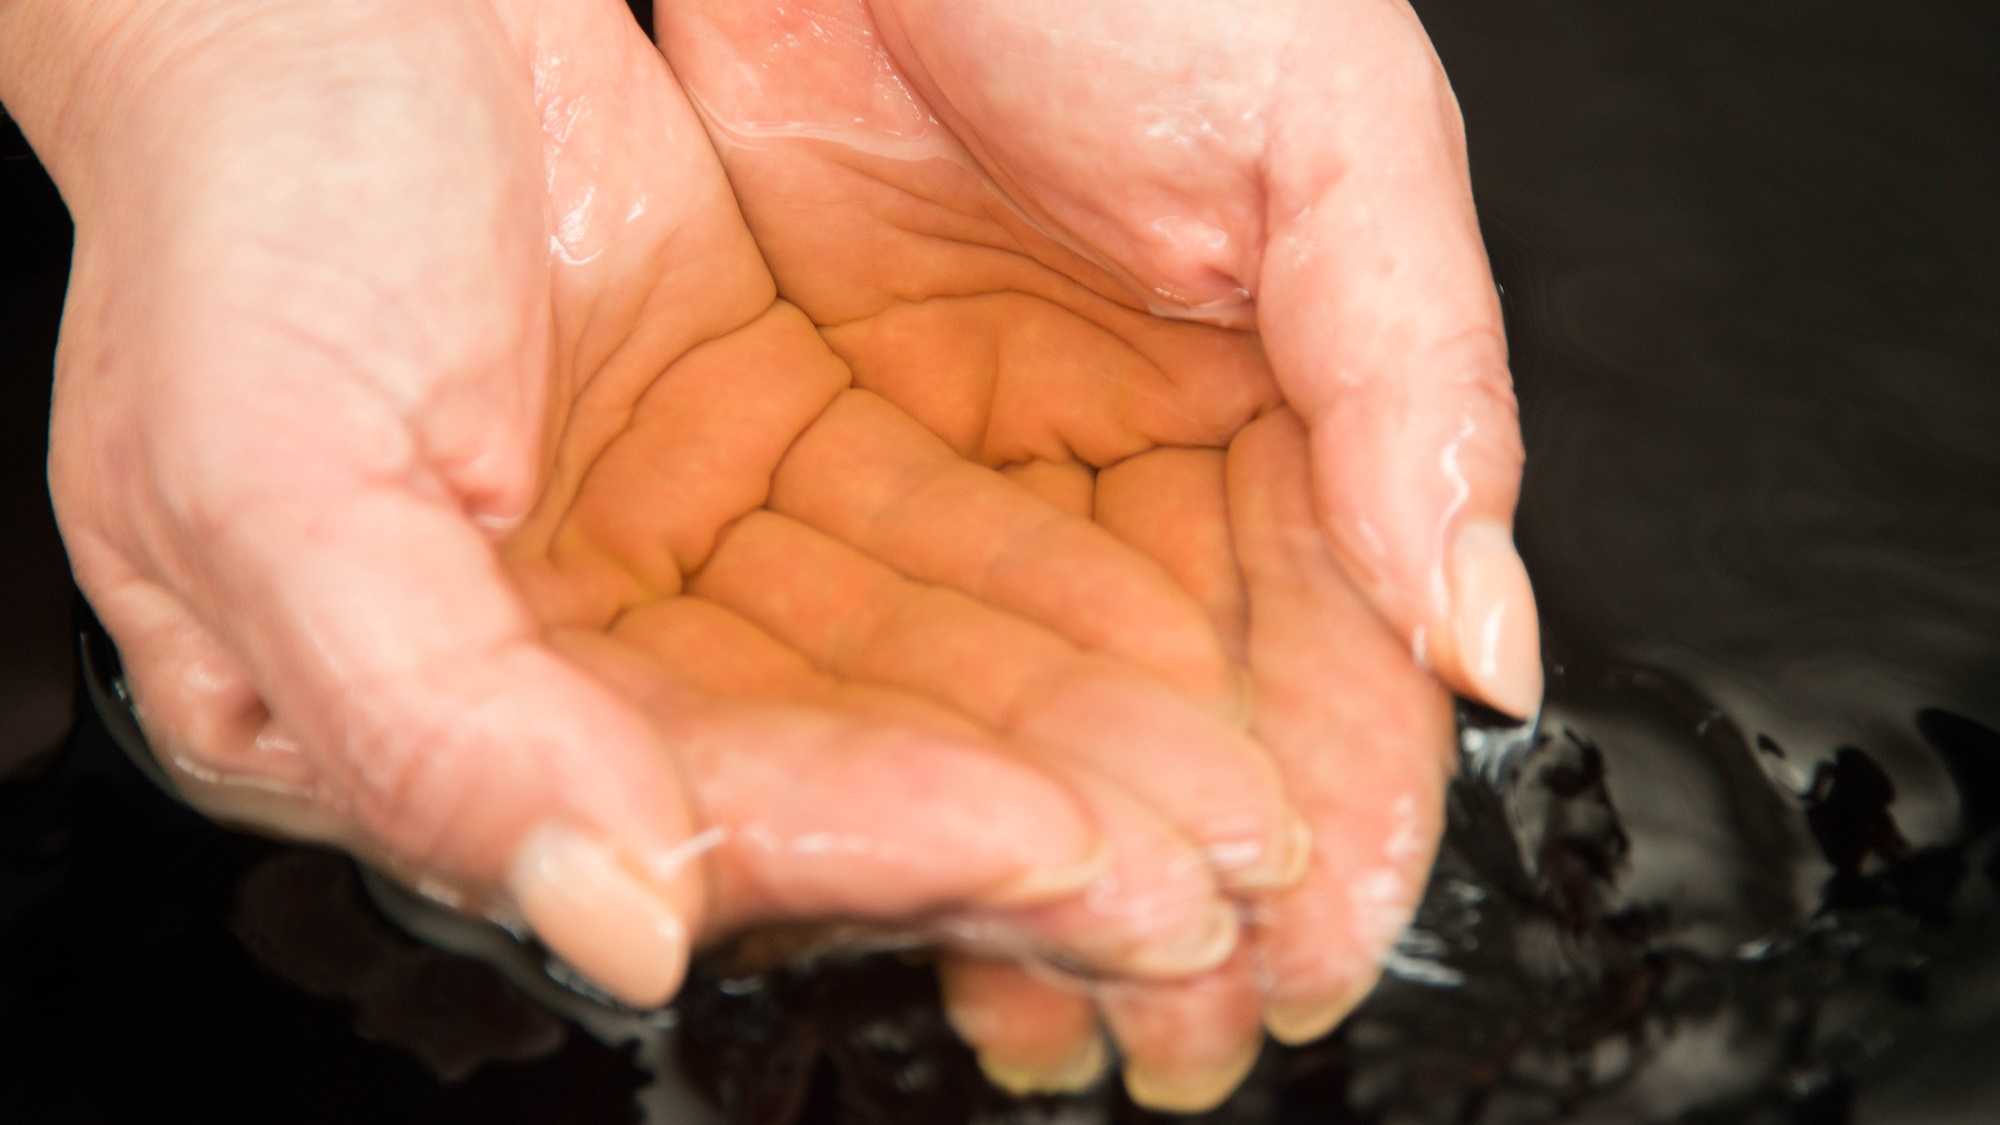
[665,680,2000,1124]
[8,650,1999,1122]
[2,0,1997,1121]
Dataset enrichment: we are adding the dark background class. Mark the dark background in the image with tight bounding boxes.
[0,99,73,773]
[3,0,1997,1122]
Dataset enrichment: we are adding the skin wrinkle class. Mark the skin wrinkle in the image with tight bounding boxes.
[224,237,477,426]
[538,57,655,377]
[584,195,766,366]
[801,216,1139,322]
[154,444,435,632]
[836,290,1255,468]
[853,15,1132,296]
[866,2,1278,312]
[970,362,1008,473]
[540,299,855,608]
[726,125,1153,319]
[873,169,1145,317]
[834,422,988,556]
[202,313,469,529]
[555,238,613,391]
[830,564,933,678]
[971,506,1073,604]
[552,224,677,402]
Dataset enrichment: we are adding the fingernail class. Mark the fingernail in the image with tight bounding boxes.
[977,1030,1111,1096]
[1216,812,1314,892]
[1126,901,1241,978]
[1122,1035,1264,1114]
[985,834,1113,907]
[1450,522,1543,719]
[1262,973,1377,1046]
[508,824,690,1009]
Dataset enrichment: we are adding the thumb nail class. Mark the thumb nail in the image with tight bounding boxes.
[1450,522,1542,718]
[508,824,690,1008]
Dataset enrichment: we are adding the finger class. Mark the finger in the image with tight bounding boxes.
[552,626,1108,930]
[769,388,1235,709]
[1228,408,1456,1045]
[1257,7,1540,717]
[1098,946,1266,1114]
[1093,446,1251,665]
[944,769,1238,979]
[603,590,1239,978]
[938,954,1107,1096]
[695,509,1306,893]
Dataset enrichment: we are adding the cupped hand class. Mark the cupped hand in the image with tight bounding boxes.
[654,0,1529,1108]
[15,0,1279,1011]
[3,0,1536,1109]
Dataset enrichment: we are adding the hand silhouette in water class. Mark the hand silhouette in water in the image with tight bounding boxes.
[5,0,1534,1111]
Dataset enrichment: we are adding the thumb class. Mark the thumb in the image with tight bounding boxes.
[1255,6,1541,717]
[152,452,707,1008]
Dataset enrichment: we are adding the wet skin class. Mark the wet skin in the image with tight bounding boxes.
[1,0,1533,1110]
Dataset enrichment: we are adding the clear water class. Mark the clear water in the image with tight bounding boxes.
[2,0,1997,1121]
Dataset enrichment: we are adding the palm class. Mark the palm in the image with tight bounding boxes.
[645,0,1467,1099]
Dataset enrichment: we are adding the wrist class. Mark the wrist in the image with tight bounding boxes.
[0,0,150,202]
[0,0,516,223]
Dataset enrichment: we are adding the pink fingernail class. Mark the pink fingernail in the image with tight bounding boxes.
[1216,812,1315,892]
[1450,522,1543,718]
[1122,1034,1265,1114]
[1125,900,1241,978]
[1262,972,1379,1046]
[508,824,690,1008]
[975,1030,1111,1096]
[986,836,1114,907]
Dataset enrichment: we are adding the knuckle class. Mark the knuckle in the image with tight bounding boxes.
[336,694,473,868]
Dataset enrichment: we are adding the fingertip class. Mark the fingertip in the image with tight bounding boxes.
[938,956,1108,1095]
[1261,971,1377,1046]
[1448,521,1542,719]
[979,1031,1110,1097]
[1226,811,1315,892]
[1123,899,1241,979]
[983,834,1112,908]
[507,823,694,1008]
[1121,1035,1262,1115]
